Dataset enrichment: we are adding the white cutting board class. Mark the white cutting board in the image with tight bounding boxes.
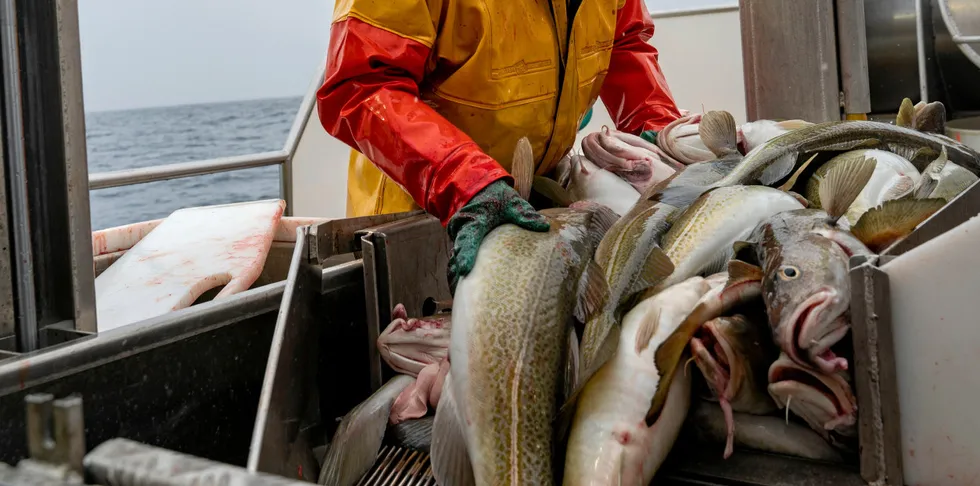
[883,212,980,486]
[95,199,286,333]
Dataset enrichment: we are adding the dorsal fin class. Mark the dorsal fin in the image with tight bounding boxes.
[818,152,877,223]
[699,110,739,157]
[512,136,535,200]
[896,98,914,128]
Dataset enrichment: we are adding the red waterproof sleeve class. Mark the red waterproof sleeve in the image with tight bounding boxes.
[599,0,682,134]
[317,18,511,225]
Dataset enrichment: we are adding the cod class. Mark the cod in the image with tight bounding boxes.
[431,138,615,486]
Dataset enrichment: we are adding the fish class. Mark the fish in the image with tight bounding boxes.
[896,97,947,134]
[805,149,921,230]
[737,119,813,155]
[581,126,680,192]
[729,153,942,371]
[564,154,641,216]
[686,400,843,462]
[655,118,980,208]
[657,113,717,164]
[643,264,766,428]
[652,185,807,293]
[768,352,858,449]
[318,375,416,486]
[574,112,749,385]
[431,134,617,486]
[563,275,717,486]
[913,147,979,202]
[689,312,779,458]
[378,303,451,376]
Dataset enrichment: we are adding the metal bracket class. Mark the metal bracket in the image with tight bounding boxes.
[24,394,85,475]
[359,214,451,391]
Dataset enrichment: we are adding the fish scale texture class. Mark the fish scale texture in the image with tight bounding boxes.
[460,211,595,486]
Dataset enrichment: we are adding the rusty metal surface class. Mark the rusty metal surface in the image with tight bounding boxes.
[739,0,841,122]
[247,226,364,480]
[849,258,904,485]
[883,177,980,256]
[359,215,451,391]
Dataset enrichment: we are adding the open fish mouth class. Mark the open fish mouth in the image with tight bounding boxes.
[690,321,738,400]
[781,289,850,373]
[768,356,857,435]
[690,319,739,458]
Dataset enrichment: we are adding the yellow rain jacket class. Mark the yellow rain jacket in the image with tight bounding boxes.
[317,0,680,224]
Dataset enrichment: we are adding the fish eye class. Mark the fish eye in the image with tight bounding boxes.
[778,265,801,280]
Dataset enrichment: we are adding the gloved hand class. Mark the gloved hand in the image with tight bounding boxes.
[640,129,659,145]
[446,180,550,293]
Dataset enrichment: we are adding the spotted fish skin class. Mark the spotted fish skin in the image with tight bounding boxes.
[449,203,612,486]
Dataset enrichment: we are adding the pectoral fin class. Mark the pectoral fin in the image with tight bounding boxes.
[850,198,946,253]
[533,175,575,207]
[699,110,739,157]
[575,261,610,324]
[896,98,914,128]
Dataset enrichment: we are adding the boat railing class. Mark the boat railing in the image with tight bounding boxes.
[84,3,740,218]
[86,66,327,217]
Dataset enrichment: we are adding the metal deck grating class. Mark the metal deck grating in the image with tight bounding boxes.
[356,445,436,486]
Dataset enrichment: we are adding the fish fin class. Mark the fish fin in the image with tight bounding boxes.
[625,245,675,305]
[850,198,946,253]
[778,153,820,192]
[914,101,947,134]
[896,98,914,128]
[578,313,621,387]
[575,261,610,324]
[319,375,414,486]
[431,373,475,486]
[586,203,620,248]
[913,149,946,199]
[882,175,916,201]
[635,308,663,354]
[817,151,877,222]
[889,144,939,169]
[727,259,764,287]
[759,153,799,186]
[533,175,574,207]
[775,119,814,130]
[699,110,739,157]
[651,184,715,207]
[512,136,535,200]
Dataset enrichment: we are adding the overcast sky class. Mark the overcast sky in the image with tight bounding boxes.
[77,0,732,113]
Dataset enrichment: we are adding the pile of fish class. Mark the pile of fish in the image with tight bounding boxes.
[318,98,980,486]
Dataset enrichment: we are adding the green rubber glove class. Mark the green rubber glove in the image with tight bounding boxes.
[640,129,658,145]
[446,180,550,294]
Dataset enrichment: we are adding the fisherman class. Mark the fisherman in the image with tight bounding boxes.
[316,0,681,291]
